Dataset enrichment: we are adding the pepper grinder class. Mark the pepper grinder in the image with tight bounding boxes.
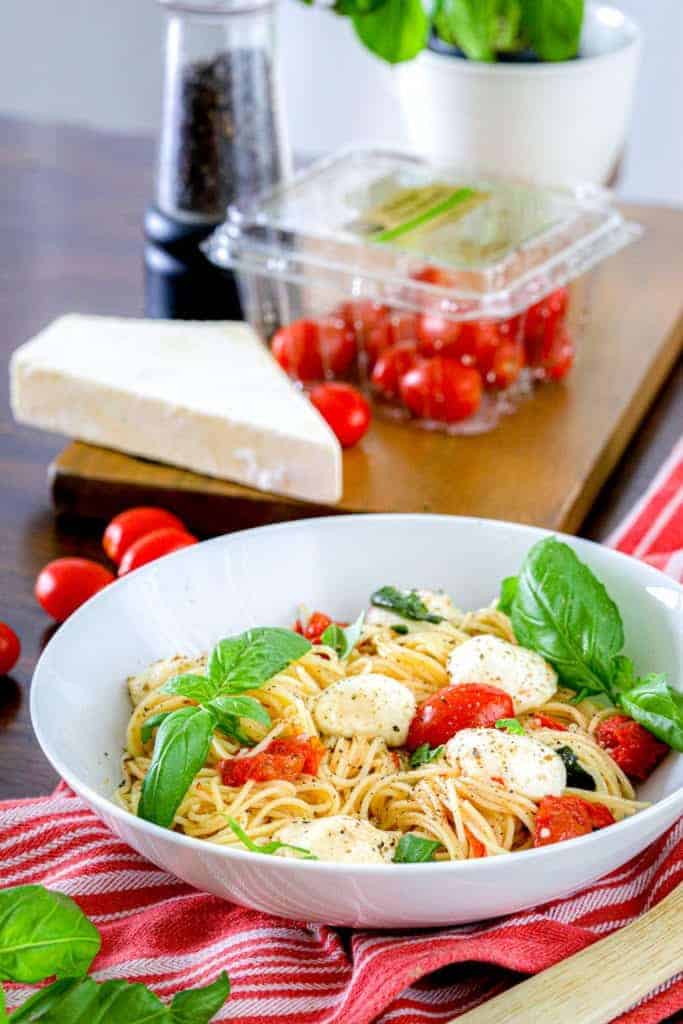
[145,0,290,320]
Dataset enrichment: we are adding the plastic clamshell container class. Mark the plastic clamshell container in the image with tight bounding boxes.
[206,148,641,434]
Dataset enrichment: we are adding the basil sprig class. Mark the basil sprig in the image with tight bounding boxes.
[138,628,311,828]
[555,746,596,791]
[502,537,683,751]
[371,586,443,624]
[227,819,317,860]
[409,743,444,768]
[301,0,583,65]
[321,613,364,660]
[0,884,230,1022]
[393,834,442,863]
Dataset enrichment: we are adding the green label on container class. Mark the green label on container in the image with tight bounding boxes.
[355,184,489,244]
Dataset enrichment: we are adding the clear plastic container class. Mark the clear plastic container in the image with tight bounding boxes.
[206,149,641,433]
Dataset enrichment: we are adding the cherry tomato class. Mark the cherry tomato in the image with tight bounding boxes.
[337,300,390,341]
[35,558,115,622]
[524,287,569,367]
[364,319,396,368]
[411,265,458,289]
[484,339,525,390]
[529,714,568,732]
[0,623,20,674]
[543,328,575,381]
[596,715,669,781]
[118,527,197,576]
[220,736,326,786]
[406,683,514,751]
[371,342,420,399]
[271,318,355,382]
[294,611,335,644]
[103,506,186,565]
[309,382,372,448]
[465,827,487,859]
[416,314,462,356]
[400,357,482,423]
[534,795,615,847]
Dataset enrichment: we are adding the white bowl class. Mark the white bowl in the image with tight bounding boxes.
[30,515,682,928]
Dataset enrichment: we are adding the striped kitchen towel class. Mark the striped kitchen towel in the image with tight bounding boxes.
[2,436,682,1024]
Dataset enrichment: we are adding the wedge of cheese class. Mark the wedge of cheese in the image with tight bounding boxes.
[10,315,343,503]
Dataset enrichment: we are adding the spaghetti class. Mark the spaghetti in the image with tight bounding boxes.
[117,595,648,861]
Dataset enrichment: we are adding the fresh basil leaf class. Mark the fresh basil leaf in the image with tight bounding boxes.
[409,743,444,768]
[206,696,271,745]
[352,0,429,64]
[333,0,385,13]
[227,818,317,860]
[88,979,168,1023]
[511,538,623,697]
[556,745,596,791]
[141,711,173,745]
[495,718,524,735]
[617,674,683,752]
[392,624,409,635]
[138,707,215,828]
[393,834,442,863]
[522,0,583,61]
[498,575,518,615]
[0,886,101,984]
[321,613,364,660]
[209,628,311,695]
[433,0,498,61]
[170,971,231,1024]
[13,977,101,1022]
[371,586,443,623]
[161,674,218,703]
[495,0,525,51]
[0,986,6,1024]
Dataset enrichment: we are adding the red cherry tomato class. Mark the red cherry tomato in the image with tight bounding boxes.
[220,736,326,785]
[337,300,390,341]
[596,715,669,781]
[543,328,575,381]
[371,342,421,399]
[0,623,21,674]
[529,714,568,732]
[416,314,463,356]
[534,795,615,847]
[399,357,482,423]
[411,265,458,289]
[485,339,525,390]
[309,382,372,448]
[271,318,355,382]
[294,611,333,644]
[388,311,419,343]
[103,507,186,565]
[406,683,514,751]
[118,527,197,576]
[35,558,115,622]
[524,287,569,367]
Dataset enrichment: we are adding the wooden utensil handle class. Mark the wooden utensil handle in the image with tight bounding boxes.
[452,884,683,1024]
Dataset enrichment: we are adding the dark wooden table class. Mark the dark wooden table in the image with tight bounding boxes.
[1,116,681,799]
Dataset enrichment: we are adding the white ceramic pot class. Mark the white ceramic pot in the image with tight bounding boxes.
[395,3,641,185]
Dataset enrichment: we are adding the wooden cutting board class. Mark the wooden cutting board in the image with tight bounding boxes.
[50,204,683,537]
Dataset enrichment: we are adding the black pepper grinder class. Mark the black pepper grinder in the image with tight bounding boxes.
[145,0,290,320]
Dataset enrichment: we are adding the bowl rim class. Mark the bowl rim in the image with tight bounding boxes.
[30,513,683,876]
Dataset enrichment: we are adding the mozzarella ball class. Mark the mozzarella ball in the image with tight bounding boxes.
[447,635,557,713]
[276,816,399,864]
[445,727,566,799]
[314,673,416,747]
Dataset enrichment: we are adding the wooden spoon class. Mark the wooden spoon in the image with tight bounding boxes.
[451,884,683,1024]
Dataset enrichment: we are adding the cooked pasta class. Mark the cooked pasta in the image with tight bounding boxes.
[117,589,653,864]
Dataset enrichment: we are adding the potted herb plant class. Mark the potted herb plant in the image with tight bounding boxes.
[302,0,641,185]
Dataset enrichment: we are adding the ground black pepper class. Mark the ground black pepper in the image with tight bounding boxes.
[163,47,283,220]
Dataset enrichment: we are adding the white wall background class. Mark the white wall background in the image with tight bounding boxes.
[0,0,680,205]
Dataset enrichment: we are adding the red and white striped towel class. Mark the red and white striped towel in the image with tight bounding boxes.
[2,437,682,1024]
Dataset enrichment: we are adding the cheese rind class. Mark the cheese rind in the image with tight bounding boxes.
[10,315,343,503]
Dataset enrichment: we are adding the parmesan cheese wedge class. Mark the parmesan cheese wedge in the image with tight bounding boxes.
[10,315,343,503]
